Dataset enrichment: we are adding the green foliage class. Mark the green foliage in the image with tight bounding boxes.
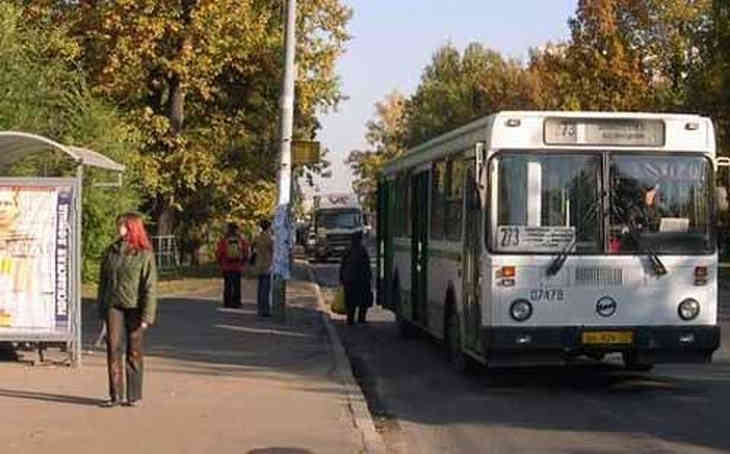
[39,0,350,258]
[348,43,533,209]
[405,43,532,147]
[0,2,141,282]
[349,0,730,207]
[347,92,407,212]
[686,0,730,153]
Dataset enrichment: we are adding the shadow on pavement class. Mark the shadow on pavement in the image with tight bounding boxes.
[69,265,336,383]
[78,300,331,380]
[0,388,102,406]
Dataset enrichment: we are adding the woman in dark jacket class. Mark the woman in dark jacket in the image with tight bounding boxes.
[97,212,157,408]
[339,231,372,325]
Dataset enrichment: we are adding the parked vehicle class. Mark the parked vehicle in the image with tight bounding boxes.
[312,193,364,261]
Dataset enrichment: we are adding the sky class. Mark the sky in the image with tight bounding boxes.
[308,0,578,196]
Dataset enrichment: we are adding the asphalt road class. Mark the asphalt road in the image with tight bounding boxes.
[311,260,730,454]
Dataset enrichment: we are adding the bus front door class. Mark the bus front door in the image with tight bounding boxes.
[411,170,429,326]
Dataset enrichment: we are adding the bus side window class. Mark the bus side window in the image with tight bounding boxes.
[446,159,464,241]
[394,172,412,237]
[393,174,403,237]
[431,160,447,240]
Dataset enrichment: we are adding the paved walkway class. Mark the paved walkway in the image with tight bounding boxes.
[0,265,369,454]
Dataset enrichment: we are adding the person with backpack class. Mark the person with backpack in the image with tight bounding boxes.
[216,223,249,308]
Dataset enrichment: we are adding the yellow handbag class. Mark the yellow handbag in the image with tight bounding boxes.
[332,286,347,315]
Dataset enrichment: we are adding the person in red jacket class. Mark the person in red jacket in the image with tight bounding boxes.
[216,223,249,308]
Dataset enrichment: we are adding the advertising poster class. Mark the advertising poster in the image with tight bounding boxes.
[0,185,72,330]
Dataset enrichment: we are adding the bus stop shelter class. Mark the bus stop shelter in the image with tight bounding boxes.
[0,132,125,367]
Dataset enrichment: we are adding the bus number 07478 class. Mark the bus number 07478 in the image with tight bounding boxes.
[530,289,565,302]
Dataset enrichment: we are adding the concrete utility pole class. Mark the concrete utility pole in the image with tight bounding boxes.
[271,0,297,322]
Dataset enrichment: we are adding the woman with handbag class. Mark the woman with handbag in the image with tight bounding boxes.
[339,230,372,325]
[97,212,157,408]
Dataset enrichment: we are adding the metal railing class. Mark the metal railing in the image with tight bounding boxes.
[151,235,179,270]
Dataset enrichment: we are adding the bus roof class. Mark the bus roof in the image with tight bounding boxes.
[381,111,715,176]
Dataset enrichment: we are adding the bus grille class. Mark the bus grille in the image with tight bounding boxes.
[574,267,623,287]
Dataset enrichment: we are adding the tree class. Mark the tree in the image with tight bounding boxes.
[46,0,351,252]
[346,91,407,212]
[528,0,713,112]
[0,2,141,281]
[631,0,711,110]
[686,0,730,152]
[405,43,533,147]
[529,0,654,111]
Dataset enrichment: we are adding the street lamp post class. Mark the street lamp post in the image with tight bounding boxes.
[271,0,297,322]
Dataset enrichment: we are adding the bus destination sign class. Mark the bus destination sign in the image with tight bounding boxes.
[544,118,665,147]
[497,226,575,252]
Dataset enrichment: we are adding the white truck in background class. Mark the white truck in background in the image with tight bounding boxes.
[311,193,365,261]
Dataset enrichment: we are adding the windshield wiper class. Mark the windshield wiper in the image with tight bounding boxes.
[545,192,601,277]
[610,196,667,277]
[546,236,576,277]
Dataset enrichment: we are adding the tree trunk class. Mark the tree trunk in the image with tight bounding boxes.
[191,243,202,267]
[158,72,186,237]
[169,75,186,134]
[156,202,177,236]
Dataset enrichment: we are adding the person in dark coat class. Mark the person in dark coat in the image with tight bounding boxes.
[251,219,273,317]
[339,230,372,325]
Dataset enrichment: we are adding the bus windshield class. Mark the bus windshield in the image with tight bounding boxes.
[493,153,602,253]
[609,154,713,254]
[492,152,714,254]
[317,210,362,229]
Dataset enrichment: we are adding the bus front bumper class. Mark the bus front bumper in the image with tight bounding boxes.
[483,325,720,366]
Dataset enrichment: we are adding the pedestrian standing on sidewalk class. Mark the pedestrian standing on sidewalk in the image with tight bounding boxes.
[339,230,372,325]
[97,212,157,408]
[216,223,249,308]
[251,219,273,317]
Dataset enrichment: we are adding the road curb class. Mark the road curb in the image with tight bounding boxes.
[300,261,387,454]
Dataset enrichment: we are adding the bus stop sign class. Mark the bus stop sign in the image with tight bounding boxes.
[292,140,320,166]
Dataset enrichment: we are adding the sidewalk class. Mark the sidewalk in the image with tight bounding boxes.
[0,265,373,454]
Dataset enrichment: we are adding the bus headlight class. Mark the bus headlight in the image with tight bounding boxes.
[678,298,700,321]
[510,299,533,322]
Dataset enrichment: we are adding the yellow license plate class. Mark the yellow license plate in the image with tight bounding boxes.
[581,331,634,345]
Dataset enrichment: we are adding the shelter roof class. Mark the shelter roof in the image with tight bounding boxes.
[0,131,125,172]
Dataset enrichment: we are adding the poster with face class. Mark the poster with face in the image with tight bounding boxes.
[0,185,72,330]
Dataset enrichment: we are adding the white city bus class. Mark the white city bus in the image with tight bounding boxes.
[377,111,723,371]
